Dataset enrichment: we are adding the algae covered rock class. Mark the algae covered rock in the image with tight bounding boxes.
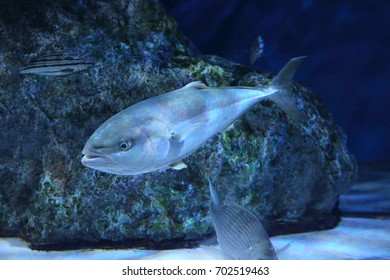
[0,0,357,249]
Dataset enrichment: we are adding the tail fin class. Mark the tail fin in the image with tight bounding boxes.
[268,56,307,121]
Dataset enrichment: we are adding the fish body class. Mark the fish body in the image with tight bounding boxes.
[81,57,306,175]
[250,35,265,65]
[209,180,277,260]
[19,53,94,76]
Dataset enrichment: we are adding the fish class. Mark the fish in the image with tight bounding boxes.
[81,56,306,175]
[19,53,94,76]
[208,179,278,260]
[250,35,265,65]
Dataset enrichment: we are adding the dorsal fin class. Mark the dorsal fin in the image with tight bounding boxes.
[208,178,220,206]
[180,81,208,90]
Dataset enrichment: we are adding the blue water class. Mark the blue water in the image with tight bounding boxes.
[162,0,390,161]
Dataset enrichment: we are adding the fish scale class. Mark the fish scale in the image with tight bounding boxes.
[211,203,276,259]
[209,181,277,260]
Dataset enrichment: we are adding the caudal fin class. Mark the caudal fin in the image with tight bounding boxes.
[268,56,307,121]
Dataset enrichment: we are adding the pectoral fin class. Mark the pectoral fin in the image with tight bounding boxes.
[144,119,171,161]
[170,122,203,143]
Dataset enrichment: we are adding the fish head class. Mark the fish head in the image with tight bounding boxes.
[81,114,171,175]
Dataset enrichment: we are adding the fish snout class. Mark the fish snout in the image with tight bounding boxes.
[81,147,109,166]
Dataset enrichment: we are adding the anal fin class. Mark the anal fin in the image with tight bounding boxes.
[169,161,188,170]
[223,121,236,132]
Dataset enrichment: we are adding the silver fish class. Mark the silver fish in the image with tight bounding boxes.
[209,180,277,260]
[81,57,306,175]
[250,35,265,65]
[19,53,94,76]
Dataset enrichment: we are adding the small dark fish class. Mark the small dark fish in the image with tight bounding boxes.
[19,53,94,76]
[250,35,265,65]
[209,180,277,260]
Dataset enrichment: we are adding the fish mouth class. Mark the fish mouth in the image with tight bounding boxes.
[81,154,103,165]
[81,149,112,166]
[82,154,101,160]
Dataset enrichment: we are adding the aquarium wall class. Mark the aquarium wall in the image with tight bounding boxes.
[0,0,388,260]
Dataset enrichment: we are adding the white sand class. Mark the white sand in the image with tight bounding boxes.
[1,217,388,260]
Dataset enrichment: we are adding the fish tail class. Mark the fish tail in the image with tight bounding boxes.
[268,56,307,121]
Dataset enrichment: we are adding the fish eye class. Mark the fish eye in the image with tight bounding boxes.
[118,139,132,151]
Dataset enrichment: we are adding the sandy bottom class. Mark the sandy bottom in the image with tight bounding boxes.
[1,167,389,260]
[1,217,389,260]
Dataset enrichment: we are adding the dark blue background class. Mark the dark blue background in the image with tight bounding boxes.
[162,0,390,161]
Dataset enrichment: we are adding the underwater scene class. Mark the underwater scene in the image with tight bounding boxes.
[0,0,389,260]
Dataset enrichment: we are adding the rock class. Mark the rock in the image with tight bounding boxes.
[0,0,357,249]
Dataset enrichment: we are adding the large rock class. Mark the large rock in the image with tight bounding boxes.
[0,0,357,249]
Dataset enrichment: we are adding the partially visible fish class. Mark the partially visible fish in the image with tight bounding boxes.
[19,53,94,76]
[209,180,278,260]
[250,35,265,65]
[81,57,306,175]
